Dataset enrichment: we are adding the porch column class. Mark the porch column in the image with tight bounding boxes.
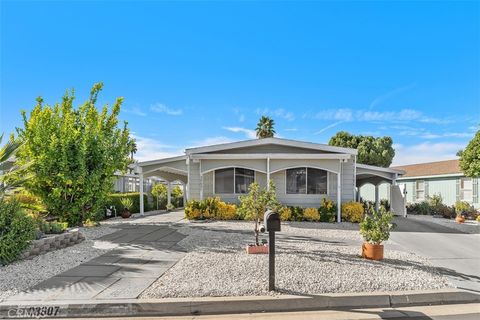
[167,182,172,206]
[200,173,204,200]
[183,183,187,206]
[139,172,144,216]
[375,184,380,211]
[337,170,341,222]
[266,157,270,189]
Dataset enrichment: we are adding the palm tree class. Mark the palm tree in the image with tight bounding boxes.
[0,133,24,196]
[129,140,137,160]
[255,116,275,139]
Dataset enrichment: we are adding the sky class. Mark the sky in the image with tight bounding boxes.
[1,0,479,166]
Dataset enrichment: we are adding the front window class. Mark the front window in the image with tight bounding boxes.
[214,168,254,194]
[460,178,473,202]
[286,167,327,194]
[416,180,425,201]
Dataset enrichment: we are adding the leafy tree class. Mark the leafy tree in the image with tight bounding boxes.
[16,83,133,226]
[255,116,275,138]
[172,185,183,198]
[329,131,395,167]
[459,129,480,177]
[151,183,167,198]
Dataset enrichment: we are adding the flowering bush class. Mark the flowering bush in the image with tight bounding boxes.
[184,197,237,220]
[279,207,292,221]
[303,207,320,221]
[341,201,364,223]
[319,198,336,222]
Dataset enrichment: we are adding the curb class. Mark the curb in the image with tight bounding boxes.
[0,289,478,319]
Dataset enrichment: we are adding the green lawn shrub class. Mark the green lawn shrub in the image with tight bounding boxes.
[319,198,336,222]
[0,199,37,265]
[341,201,365,223]
[184,197,238,220]
[107,193,149,215]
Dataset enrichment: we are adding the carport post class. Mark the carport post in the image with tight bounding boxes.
[167,182,172,207]
[337,169,341,222]
[375,184,380,211]
[139,172,144,216]
[183,183,187,206]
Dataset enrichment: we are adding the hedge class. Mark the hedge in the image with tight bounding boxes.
[107,193,149,214]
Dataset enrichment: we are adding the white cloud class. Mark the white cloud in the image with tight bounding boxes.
[222,126,257,139]
[256,108,295,121]
[124,106,146,117]
[150,103,183,116]
[392,142,465,166]
[419,132,474,139]
[233,108,246,122]
[132,135,183,161]
[315,121,344,135]
[315,108,353,121]
[189,136,235,148]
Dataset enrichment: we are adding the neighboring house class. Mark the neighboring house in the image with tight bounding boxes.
[360,159,479,208]
[136,138,406,220]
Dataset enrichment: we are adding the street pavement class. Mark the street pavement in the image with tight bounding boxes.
[390,217,480,292]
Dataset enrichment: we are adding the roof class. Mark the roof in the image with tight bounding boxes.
[185,137,358,155]
[356,163,405,175]
[392,159,462,178]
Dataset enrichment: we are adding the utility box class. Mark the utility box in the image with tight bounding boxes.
[264,210,281,232]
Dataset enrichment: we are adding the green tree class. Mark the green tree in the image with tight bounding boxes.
[0,134,26,196]
[459,129,480,177]
[329,131,395,167]
[16,83,133,226]
[255,116,275,138]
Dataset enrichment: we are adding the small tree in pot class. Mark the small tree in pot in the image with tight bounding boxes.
[120,197,133,219]
[359,207,395,260]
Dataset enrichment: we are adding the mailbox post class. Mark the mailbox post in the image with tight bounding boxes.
[264,209,281,291]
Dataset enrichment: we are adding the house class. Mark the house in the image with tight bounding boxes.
[136,138,406,220]
[359,159,479,208]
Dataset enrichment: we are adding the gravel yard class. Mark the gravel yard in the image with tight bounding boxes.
[0,225,117,302]
[140,220,451,298]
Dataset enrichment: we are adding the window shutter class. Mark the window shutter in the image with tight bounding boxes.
[456,178,461,202]
[425,180,429,199]
[412,182,416,202]
[473,178,479,204]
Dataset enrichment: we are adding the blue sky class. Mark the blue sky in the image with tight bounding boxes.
[1,1,479,165]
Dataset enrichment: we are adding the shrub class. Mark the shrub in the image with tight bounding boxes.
[477,215,480,223]
[341,201,364,223]
[303,207,320,221]
[359,207,395,244]
[380,199,390,211]
[319,198,336,222]
[428,194,443,207]
[120,197,133,211]
[166,203,175,211]
[11,192,46,214]
[279,207,292,221]
[217,202,237,220]
[289,206,304,221]
[432,204,455,219]
[407,201,431,215]
[185,200,203,220]
[184,197,237,220]
[107,193,149,215]
[0,199,37,265]
[83,218,99,227]
[455,201,474,216]
[39,220,68,234]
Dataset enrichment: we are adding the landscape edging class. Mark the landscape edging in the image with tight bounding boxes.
[0,289,478,319]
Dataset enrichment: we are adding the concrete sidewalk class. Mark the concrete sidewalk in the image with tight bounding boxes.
[6,223,187,302]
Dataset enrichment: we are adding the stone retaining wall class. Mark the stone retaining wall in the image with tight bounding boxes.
[20,229,85,259]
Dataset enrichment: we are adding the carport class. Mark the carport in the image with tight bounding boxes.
[356,164,406,216]
[136,156,188,215]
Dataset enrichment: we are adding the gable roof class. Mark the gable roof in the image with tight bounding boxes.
[185,137,358,155]
[392,159,462,178]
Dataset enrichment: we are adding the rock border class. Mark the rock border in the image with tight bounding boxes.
[19,229,85,260]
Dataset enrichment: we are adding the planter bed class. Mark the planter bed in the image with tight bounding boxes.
[140,220,451,298]
[20,229,85,260]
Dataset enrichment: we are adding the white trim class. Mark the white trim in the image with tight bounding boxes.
[415,180,425,201]
[186,137,357,155]
[337,161,341,222]
[271,164,339,175]
[142,166,188,176]
[397,173,464,180]
[356,163,405,175]
[138,155,187,167]
[460,177,473,203]
[284,167,329,196]
[266,157,270,190]
[202,165,266,175]
[190,153,351,160]
[139,173,144,216]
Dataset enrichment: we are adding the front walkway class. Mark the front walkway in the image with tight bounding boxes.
[6,210,186,302]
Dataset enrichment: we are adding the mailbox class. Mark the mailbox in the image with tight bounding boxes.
[264,209,281,232]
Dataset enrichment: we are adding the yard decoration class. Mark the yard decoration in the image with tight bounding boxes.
[120,197,133,218]
[359,207,395,260]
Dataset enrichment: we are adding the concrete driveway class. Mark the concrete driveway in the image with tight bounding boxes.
[390,217,480,292]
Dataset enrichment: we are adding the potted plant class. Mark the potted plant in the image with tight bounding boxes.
[454,201,470,223]
[359,207,395,260]
[120,197,133,219]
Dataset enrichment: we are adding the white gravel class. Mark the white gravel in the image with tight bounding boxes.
[140,220,451,298]
[0,225,117,302]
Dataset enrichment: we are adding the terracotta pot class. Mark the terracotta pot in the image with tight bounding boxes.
[246,244,269,254]
[121,209,131,219]
[362,242,384,260]
[455,216,465,223]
